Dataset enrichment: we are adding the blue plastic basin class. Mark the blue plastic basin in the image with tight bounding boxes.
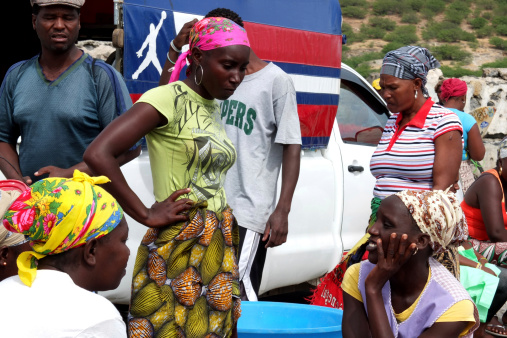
[237,301,343,337]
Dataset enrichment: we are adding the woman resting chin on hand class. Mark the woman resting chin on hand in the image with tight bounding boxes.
[342,190,479,338]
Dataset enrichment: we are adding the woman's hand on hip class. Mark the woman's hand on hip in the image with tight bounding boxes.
[146,188,194,228]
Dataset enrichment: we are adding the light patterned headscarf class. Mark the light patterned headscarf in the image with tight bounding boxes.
[381,45,440,96]
[394,189,467,254]
[3,170,123,286]
[169,17,250,83]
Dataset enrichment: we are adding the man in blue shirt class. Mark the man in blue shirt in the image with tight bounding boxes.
[0,0,139,184]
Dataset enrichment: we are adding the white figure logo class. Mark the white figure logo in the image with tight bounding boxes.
[132,11,167,80]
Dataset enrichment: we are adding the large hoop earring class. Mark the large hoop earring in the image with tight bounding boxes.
[194,64,203,86]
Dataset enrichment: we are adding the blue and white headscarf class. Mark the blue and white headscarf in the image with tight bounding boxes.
[380,45,440,96]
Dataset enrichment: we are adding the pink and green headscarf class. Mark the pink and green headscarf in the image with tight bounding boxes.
[169,17,250,83]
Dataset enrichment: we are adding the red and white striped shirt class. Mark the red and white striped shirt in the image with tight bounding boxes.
[370,99,463,199]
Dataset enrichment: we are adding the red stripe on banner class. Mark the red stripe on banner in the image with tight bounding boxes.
[298,105,337,137]
[130,93,142,103]
[243,22,341,69]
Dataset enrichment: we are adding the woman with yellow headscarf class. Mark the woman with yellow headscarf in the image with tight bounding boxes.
[0,170,130,338]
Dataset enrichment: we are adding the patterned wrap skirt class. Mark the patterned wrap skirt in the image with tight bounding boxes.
[468,237,507,268]
[128,202,241,338]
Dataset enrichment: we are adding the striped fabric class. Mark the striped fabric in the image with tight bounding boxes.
[370,99,463,199]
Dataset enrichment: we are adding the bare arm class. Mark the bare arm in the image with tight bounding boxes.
[473,174,507,242]
[458,253,496,275]
[0,142,31,184]
[466,124,485,161]
[34,146,141,179]
[342,292,371,338]
[263,144,301,248]
[83,102,192,227]
[159,19,197,86]
[418,322,469,338]
[433,130,462,191]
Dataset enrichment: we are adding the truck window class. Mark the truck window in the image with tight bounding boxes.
[336,79,389,146]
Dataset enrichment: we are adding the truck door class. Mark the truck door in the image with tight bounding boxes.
[335,66,390,251]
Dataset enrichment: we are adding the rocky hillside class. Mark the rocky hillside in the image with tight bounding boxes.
[341,0,507,78]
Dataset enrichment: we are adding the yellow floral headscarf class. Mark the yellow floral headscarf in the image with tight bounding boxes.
[3,170,123,286]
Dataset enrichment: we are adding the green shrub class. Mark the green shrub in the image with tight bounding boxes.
[401,11,420,24]
[482,12,493,20]
[360,24,386,39]
[423,22,476,42]
[469,17,488,30]
[496,24,507,36]
[476,0,496,10]
[342,22,353,35]
[384,25,418,44]
[421,8,436,20]
[382,42,406,54]
[459,31,477,42]
[372,0,407,15]
[342,51,385,69]
[369,17,397,31]
[425,0,446,14]
[342,6,367,19]
[448,0,471,15]
[490,37,507,50]
[340,0,368,6]
[407,0,424,11]
[342,22,365,44]
[440,66,482,78]
[468,41,479,50]
[492,16,507,27]
[354,63,376,79]
[481,57,507,68]
[430,44,471,62]
[476,25,494,38]
[445,10,467,25]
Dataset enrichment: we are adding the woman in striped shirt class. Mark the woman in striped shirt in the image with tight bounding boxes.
[310,46,464,310]
[346,46,463,272]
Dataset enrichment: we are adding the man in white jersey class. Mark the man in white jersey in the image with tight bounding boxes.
[159,8,301,301]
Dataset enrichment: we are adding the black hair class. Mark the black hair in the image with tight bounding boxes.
[204,8,244,27]
[32,4,41,15]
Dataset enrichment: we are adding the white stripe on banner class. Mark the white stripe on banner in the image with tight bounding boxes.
[289,74,340,96]
[173,12,204,55]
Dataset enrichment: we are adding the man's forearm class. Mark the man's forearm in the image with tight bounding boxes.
[0,142,23,180]
[276,144,301,211]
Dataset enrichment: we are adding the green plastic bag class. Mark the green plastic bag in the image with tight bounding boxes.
[459,248,500,322]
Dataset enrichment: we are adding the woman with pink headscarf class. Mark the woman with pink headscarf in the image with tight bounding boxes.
[441,78,485,194]
[84,17,250,338]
